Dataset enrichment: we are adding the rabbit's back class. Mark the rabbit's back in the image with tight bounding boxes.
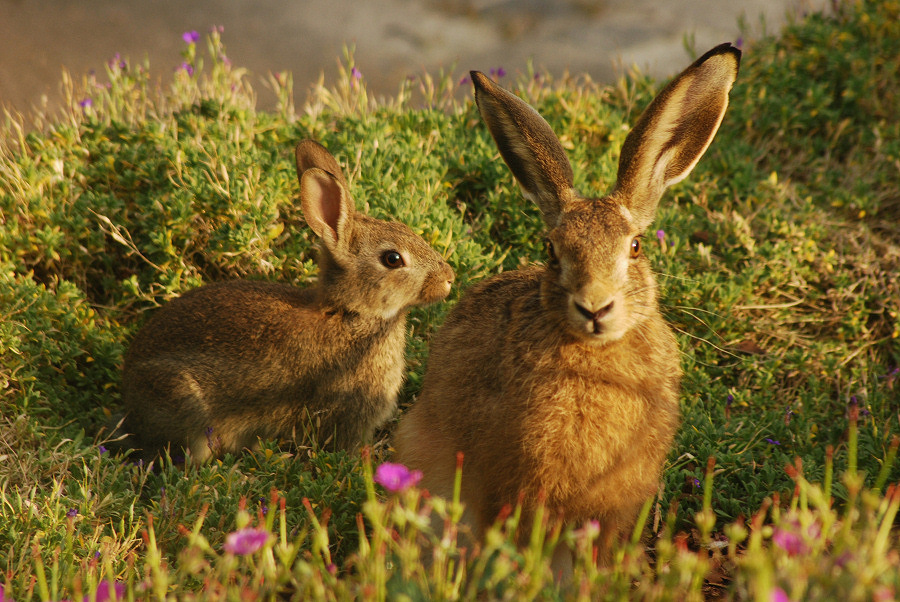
[126,281,315,357]
[395,268,680,529]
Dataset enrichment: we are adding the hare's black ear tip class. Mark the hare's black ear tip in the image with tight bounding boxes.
[703,42,742,65]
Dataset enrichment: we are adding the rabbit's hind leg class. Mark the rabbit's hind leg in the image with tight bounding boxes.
[123,361,215,461]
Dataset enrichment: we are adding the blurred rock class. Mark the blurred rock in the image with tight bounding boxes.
[0,0,826,116]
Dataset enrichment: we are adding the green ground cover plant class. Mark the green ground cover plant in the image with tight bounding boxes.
[1,1,898,599]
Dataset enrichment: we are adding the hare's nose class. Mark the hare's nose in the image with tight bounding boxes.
[574,300,614,322]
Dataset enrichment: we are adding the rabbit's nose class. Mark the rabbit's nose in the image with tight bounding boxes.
[443,263,455,283]
[440,262,455,291]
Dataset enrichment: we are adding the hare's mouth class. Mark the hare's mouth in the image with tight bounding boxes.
[566,297,627,344]
[570,320,627,345]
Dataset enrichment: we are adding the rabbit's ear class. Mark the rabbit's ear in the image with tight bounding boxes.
[295,139,350,191]
[614,43,740,231]
[472,71,575,227]
[300,167,354,248]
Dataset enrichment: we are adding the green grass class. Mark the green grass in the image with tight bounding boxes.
[1,2,899,599]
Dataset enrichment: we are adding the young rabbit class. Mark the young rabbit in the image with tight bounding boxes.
[119,140,454,461]
[394,44,740,568]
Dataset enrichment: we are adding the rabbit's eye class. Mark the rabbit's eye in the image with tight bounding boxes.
[630,237,642,258]
[545,239,559,267]
[381,250,405,269]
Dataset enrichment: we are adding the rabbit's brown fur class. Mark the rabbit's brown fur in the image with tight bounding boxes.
[394,44,740,566]
[119,140,454,461]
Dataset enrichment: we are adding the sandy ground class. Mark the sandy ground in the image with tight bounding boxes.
[0,0,827,116]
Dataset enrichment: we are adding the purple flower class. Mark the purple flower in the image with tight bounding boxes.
[726,394,734,406]
[98,444,108,454]
[765,438,781,445]
[86,581,125,602]
[770,588,789,602]
[79,98,93,109]
[66,508,78,518]
[735,37,744,50]
[223,527,270,555]
[459,75,471,86]
[182,30,200,44]
[374,462,422,492]
[489,66,506,78]
[772,524,807,556]
[351,66,362,80]
[179,62,195,76]
[108,53,127,70]
[693,478,701,489]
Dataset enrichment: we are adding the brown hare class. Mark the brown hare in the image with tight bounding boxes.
[394,44,740,570]
[119,140,455,462]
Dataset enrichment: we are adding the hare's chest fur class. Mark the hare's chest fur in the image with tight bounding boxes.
[508,313,681,517]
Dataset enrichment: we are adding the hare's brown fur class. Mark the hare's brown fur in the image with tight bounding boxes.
[119,140,454,461]
[395,44,740,563]
[399,267,680,535]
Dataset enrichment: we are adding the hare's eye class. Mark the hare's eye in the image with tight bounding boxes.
[545,239,559,267]
[630,237,642,258]
[381,250,405,269]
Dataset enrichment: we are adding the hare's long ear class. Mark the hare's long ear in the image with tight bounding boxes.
[614,43,740,231]
[300,167,354,250]
[472,71,575,227]
[295,139,350,191]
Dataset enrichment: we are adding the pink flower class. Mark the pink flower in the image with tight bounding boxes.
[374,462,422,492]
[771,588,790,602]
[573,519,601,541]
[772,525,807,556]
[1,583,14,602]
[87,581,125,602]
[223,527,270,555]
